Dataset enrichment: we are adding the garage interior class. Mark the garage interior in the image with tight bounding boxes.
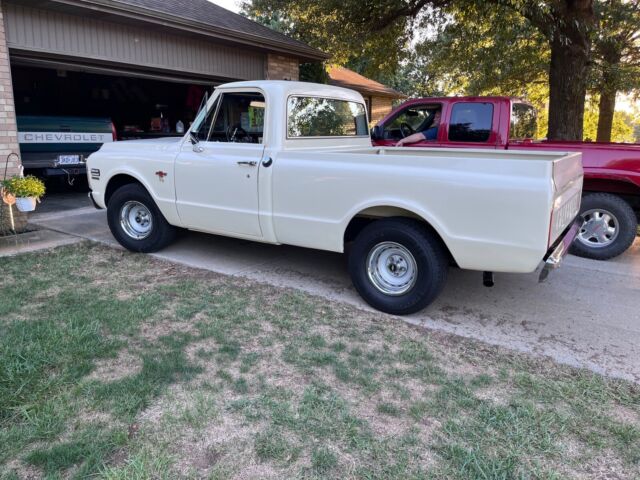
[13,64,212,140]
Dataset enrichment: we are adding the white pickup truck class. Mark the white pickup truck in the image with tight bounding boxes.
[87,81,583,315]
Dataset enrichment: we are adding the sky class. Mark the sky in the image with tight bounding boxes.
[208,0,241,13]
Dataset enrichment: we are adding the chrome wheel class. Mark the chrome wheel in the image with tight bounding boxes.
[577,208,619,248]
[120,201,153,240]
[366,242,417,295]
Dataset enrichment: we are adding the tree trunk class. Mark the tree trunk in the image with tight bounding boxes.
[596,87,616,142]
[543,0,595,141]
[547,38,590,140]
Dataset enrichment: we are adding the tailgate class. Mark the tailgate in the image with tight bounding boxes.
[17,116,114,155]
[549,152,583,246]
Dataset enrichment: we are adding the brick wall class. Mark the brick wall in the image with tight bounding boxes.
[370,96,394,125]
[265,54,299,81]
[0,0,26,233]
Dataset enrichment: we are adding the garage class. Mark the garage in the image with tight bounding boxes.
[0,0,326,210]
[12,65,211,141]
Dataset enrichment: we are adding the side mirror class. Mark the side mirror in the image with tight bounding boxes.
[189,131,204,152]
[371,125,382,140]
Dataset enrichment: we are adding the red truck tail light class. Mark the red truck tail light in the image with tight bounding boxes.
[111,122,117,142]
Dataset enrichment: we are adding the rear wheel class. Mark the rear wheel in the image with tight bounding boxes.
[107,183,176,252]
[348,218,448,315]
[570,193,637,260]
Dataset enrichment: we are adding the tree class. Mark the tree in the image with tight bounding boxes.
[245,0,595,140]
[412,4,549,98]
[583,95,636,142]
[591,0,640,142]
[242,0,418,78]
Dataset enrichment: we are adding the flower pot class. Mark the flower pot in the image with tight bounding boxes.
[15,197,37,212]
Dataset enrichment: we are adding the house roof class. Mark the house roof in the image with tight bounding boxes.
[67,0,329,61]
[327,66,406,99]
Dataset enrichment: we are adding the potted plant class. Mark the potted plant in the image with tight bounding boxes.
[1,175,46,212]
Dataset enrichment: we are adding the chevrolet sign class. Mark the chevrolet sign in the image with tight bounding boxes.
[18,132,114,144]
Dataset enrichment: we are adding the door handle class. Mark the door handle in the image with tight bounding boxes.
[237,161,257,167]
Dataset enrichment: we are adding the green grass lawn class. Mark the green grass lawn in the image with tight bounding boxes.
[1,243,639,479]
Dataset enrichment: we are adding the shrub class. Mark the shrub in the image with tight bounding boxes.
[2,175,46,198]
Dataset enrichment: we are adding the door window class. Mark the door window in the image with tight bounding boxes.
[192,92,265,143]
[448,103,493,142]
[383,105,441,140]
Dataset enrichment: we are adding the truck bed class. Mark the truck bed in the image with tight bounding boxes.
[271,146,582,273]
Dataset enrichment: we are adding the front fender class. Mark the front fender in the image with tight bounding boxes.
[97,166,181,227]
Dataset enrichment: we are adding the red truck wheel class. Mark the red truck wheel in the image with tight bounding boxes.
[571,193,637,260]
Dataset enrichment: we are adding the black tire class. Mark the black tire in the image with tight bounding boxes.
[570,192,637,260]
[348,217,448,315]
[107,183,176,253]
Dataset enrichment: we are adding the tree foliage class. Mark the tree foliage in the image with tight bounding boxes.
[242,0,418,78]
[244,0,640,141]
[590,0,640,141]
[412,4,549,99]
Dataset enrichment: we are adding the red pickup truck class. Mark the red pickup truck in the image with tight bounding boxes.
[371,96,640,260]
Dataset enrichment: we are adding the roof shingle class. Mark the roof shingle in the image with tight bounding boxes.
[328,66,406,98]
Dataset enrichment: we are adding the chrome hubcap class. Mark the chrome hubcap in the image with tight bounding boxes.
[120,201,153,240]
[577,208,619,248]
[366,242,417,295]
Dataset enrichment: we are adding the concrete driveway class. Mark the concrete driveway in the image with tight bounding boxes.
[31,206,640,383]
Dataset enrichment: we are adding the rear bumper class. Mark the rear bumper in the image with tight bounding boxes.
[24,166,87,177]
[538,217,581,282]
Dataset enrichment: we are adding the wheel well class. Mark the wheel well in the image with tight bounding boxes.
[583,179,640,203]
[344,207,456,264]
[104,174,144,206]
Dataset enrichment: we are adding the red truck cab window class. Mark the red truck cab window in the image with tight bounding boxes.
[448,103,493,142]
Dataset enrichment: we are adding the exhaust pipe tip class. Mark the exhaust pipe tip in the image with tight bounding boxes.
[483,271,494,288]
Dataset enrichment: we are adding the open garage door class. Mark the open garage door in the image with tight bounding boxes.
[11,54,221,87]
[11,61,215,203]
[13,63,215,139]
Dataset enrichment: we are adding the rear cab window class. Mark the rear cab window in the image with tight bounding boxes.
[448,103,493,142]
[287,96,368,138]
[510,103,537,140]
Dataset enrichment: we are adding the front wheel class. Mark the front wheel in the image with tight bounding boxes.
[348,218,448,315]
[570,193,637,260]
[107,183,176,252]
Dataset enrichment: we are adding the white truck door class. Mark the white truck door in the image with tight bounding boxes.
[175,91,265,237]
